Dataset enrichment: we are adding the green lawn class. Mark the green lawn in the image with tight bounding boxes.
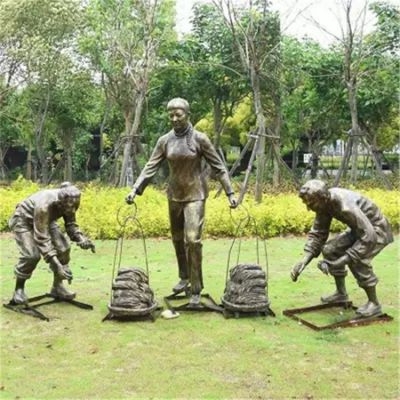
[1,236,399,399]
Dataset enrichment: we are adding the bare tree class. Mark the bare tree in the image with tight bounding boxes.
[83,0,172,186]
[117,0,161,187]
[213,0,284,201]
[309,0,391,187]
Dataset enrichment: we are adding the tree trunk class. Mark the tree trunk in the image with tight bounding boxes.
[119,115,133,187]
[251,67,266,203]
[85,154,91,181]
[272,109,282,187]
[110,149,120,186]
[291,145,298,171]
[310,150,319,179]
[37,144,49,184]
[213,98,223,149]
[63,130,73,182]
[26,143,32,180]
[99,98,111,172]
[0,145,7,180]
[348,82,360,184]
[35,89,51,183]
[119,90,146,187]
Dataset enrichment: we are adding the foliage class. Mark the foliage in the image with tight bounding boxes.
[1,179,398,238]
[0,0,398,190]
[281,38,347,159]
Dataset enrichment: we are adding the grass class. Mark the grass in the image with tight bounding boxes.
[0,236,399,399]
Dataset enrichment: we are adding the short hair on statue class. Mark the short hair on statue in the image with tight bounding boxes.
[167,98,190,114]
[299,179,329,201]
[59,182,81,200]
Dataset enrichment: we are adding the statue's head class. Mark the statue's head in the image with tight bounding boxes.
[299,180,330,212]
[58,182,81,213]
[167,97,190,133]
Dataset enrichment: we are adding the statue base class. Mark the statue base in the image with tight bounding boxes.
[164,293,223,313]
[3,293,93,321]
[102,303,162,322]
[283,301,393,331]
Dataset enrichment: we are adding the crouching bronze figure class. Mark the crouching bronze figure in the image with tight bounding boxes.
[291,179,393,318]
[9,182,95,305]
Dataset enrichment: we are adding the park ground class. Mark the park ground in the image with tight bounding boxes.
[0,236,399,399]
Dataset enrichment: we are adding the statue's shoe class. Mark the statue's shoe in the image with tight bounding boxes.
[50,284,76,300]
[356,301,382,318]
[11,289,29,305]
[321,291,349,303]
[172,279,189,294]
[188,294,201,307]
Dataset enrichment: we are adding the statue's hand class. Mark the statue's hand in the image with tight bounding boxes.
[291,261,306,282]
[50,257,73,280]
[63,264,73,282]
[78,238,95,253]
[228,194,238,209]
[126,190,137,205]
[317,260,330,275]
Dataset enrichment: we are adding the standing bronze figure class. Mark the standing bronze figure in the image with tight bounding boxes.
[126,98,237,305]
[9,182,95,304]
[291,180,393,317]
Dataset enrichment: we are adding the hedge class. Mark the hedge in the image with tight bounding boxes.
[0,178,399,239]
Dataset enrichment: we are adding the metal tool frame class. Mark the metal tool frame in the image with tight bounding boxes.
[283,301,393,330]
[3,293,93,321]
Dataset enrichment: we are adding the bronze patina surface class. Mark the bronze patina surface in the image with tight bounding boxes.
[126,98,237,305]
[291,179,393,318]
[8,182,95,305]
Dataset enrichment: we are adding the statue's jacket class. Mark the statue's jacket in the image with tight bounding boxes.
[9,189,84,261]
[133,127,233,202]
[305,188,394,263]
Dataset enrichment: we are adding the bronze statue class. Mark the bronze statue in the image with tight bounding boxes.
[126,98,237,305]
[9,182,95,304]
[291,179,393,317]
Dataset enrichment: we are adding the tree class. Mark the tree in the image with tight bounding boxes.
[49,71,100,181]
[81,0,175,186]
[281,37,348,177]
[0,0,82,182]
[214,0,283,201]
[190,3,248,149]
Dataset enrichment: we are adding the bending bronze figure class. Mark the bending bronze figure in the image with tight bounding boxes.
[126,98,237,305]
[291,180,393,318]
[9,182,95,304]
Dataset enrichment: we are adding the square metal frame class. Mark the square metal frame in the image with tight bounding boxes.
[283,301,393,331]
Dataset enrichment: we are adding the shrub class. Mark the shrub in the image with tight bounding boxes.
[0,178,398,239]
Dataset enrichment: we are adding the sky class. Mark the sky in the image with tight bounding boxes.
[175,0,396,46]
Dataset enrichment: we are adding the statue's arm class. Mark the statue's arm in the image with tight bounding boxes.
[64,213,85,242]
[304,213,332,257]
[33,206,57,262]
[199,133,234,196]
[291,213,332,281]
[342,207,377,263]
[132,137,166,196]
[64,213,95,252]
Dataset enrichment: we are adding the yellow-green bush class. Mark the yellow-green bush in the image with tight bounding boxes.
[0,178,399,239]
